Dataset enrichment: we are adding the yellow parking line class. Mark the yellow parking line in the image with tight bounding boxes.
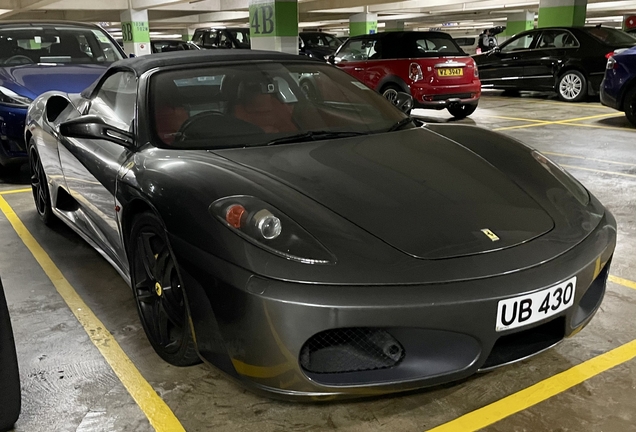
[558,113,624,123]
[0,196,185,432]
[543,152,636,168]
[609,275,636,291]
[427,338,636,432]
[560,164,636,179]
[494,122,549,131]
[0,188,31,195]
[487,97,614,110]
[484,115,552,124]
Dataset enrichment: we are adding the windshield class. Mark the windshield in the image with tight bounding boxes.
[0,25,123,66]
[584,27,636,45]
[150,62,406,149]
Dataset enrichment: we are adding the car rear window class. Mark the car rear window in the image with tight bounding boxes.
[584,27,636,45]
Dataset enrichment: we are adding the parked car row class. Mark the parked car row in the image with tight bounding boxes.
[474,26,636,102]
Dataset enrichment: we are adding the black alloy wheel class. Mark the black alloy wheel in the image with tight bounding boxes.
[624,86,636,127]
[129,212,200,366]
[28,141,53,225]
[447,103,478,119]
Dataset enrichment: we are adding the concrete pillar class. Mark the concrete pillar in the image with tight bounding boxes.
[624,15,636,31]
[120,9,151,57]
[349,12,377,37]
[182,27,195,41]
[505,11,534,37]
[538,0,587,28]
[249,0,298,54]
[384,20,404,32]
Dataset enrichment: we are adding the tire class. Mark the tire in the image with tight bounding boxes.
[381,84,402,105]
[0,278,21,432]
[623,85,636,127]
[447,103,478,119]
[129,211,200,366]
[28,141,54,226]
[557,70,587,102]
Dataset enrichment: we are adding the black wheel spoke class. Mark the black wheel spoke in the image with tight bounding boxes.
[160,295,183,329]
[137,291,156,304]
[156,302,171,345]
[138,233,157,281]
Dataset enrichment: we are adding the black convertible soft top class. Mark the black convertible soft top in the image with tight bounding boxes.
[112,49,307,75]
[81,49,312,97]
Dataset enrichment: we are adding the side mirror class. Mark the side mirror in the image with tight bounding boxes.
[395,92,414,114]
[327,55,335,64]
[59,115,133,148]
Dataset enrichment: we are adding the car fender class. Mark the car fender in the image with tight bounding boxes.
[617,75,636,108]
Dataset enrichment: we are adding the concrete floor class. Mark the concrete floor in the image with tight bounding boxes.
[1,91,636,431]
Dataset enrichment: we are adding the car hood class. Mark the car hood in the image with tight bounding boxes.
[0,64,107,100]
[214,128,555,259]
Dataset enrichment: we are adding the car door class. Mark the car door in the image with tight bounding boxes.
[333,38,371,83]
[478,32,538,86]
[522,29,580,90]
[57,70,136,273]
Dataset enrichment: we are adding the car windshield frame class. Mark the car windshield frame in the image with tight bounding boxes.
[147,61,408,151]
[0,24,124,66]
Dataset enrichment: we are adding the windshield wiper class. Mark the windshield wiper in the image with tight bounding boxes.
[387,117,417,132]
[265,131,368,146]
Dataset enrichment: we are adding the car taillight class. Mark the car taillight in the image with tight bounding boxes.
[474,64,479,78]
[605,51,614,60]
[606,57,617,70]
[409,63,423,82]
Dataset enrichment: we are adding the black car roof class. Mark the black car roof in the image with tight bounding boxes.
[347,31,454,40]
[110,49,309,75]
[0,20,103,29]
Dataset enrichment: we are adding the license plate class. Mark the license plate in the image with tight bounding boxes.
[496,277,576,332]
[438,68,463,77]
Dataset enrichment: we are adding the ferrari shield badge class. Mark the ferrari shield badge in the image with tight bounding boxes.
[481,228,500,242]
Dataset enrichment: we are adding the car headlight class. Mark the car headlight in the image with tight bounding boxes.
[0,86,32,107]
[532,150,590,206]
[210,196,336,264]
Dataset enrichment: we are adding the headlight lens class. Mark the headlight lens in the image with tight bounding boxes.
[532,150,589,205]
[0,86,32,107]
[211,196,335,264]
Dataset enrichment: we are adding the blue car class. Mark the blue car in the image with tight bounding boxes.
[600,46,636,126]
[0,21,125,170]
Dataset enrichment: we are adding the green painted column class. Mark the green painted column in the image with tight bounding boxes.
[249,0,298,54]
[538,0,587,28]
[120,9,151,56]
[504,11,534,37]
[349,12,378,36]
[182,28,195,41]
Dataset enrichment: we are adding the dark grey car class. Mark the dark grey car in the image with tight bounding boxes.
[25,50,616,400]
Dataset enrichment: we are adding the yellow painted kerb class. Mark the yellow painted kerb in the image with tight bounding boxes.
[0,195,185,432]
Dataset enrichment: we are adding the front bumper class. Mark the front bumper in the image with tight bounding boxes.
[174,210,616,400]
[0,105,28,167]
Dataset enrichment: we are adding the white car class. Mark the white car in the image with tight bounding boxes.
[454,35,481,55]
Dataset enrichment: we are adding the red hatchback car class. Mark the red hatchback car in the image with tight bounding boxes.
[330,31,481,118]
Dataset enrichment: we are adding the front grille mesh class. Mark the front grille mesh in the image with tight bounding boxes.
[300,328,404,374]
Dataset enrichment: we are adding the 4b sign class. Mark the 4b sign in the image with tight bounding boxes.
[250,4,275,35]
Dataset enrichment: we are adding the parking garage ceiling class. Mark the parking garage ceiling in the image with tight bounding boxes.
[0,0,634,37]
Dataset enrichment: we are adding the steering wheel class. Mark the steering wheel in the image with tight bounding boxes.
[4,55,34,65]
[175,111,226,143]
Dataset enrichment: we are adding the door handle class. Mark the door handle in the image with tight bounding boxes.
[354,67,364,71]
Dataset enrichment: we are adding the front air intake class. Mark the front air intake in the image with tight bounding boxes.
[300,328,404,374]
